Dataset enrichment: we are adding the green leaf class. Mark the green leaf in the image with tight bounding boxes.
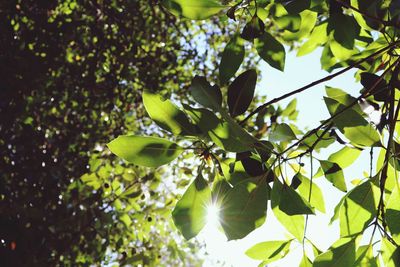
[107,135,183,167]
[281,99,298,119]
[313,238,356,267]
[219,36,245,85]
[271,179,304,241]
[339,181,379,237]
[387,183,400,244]
[325,87,361,114]
[172,174,211,239]
[354,245,378,267]
[300,129,335,150]
[161,0,226,20]
[227,69,257,117]
[328,146,362,169]
[299,254,313,267]
[142,91,196,135]
[297,22,328,56]
[328,13,360,50]
[255,32,286,71]
[296,173,326,213]
[269,123,297,142]
[245,240,292,262]
[211,173,232,205]
[275,14,301,32]
[381,237,400,267]
[282,10,317,41]
[184,105,254,152]
[189,76,222,110]
[277,0,311,14]
[220,178,268,240]
[279,182,315,215]
[220,158,250,186]
[241,15,265,41]
[360,72,389,102]
[324,97,381,147]
[319,160,347,192]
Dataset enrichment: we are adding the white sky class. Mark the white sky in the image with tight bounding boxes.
[197,48,374,266]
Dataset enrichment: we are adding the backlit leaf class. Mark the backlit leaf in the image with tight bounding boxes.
[172,174,211,239]
[220,178,268,240]
[313,238,356,267]
[190,76,222,110]
[107,135,183,167]
[319,160,347,192]
[255,32,286,71]
[219,36,245,85]
[184,105,254,152]
[339,181,379,237]
[296,173,326,213]
[161,0,226,20]
[245,240,292,262]
[269,123,297,142]
[324,97,381,147]
[142,91,196,135]
[271,179,304,241]
[381,237,400,267]
[279,182,315,215]
[387,183,400,244]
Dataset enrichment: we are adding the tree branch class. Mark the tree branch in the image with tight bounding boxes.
[240,40,400,125]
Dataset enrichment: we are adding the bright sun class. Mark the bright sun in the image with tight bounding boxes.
[206,203,221,227]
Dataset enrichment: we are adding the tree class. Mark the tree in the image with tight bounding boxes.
[108,0,400,266]
[0,0,235,265]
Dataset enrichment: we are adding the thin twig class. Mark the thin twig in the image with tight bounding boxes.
[281,58,400,156]
[240,41,400,125]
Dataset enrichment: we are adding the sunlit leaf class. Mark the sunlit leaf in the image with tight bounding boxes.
[142,91,196,135]
[354,245,378,267]
[184,105,254,152]
[279,182,315,215]
[245,240,292,262]
[271,179,304,241]
[328,13,360,50]
[297,22,328,56]
[299,254,312,267]
[387,183,400,244]
[189,76,222,110]
[324,97,381,147]
[339,181,379,237]
[381,237,400,267]
[269,123,297,142]
[296,173,325,213]
[107,135,183,167]
[283,10,317,41]
[227,69,257,117]
[172,174,211,239]
[161,0,226,20]
[220,178,268,240]
[255,32,286,71]
[313,238,356,267]
[319,160,347,192]
[219,36,245,85]
[328,146,362,169]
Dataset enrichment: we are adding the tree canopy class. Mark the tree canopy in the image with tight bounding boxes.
[2,0,400,266]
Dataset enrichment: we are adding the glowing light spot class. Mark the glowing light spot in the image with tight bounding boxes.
[206,203,220,227]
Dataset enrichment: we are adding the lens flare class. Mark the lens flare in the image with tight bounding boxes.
[206,203,220,227]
